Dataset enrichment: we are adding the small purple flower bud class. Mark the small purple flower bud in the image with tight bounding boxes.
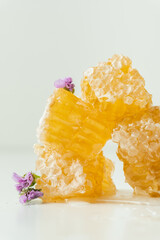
[65,82,75,92]
[27,190,35,201]
[22,180,29,188]
[15,184,23,192]
[54,79,66,88]
[65,82,72,89]
[15,180,29,192]
[70,83,75,92]
[12,172,23,183]
[34,191,44,198]
[65,77,72,84]
[25,172,34,186]
[27,190,43,201]
[19,194,28,204]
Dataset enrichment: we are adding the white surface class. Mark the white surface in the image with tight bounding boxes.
[1,149,160,240]
[1,199,160,240]
[0,0,160,149]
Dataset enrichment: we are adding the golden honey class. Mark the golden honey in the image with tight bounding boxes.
[35,144,116,202]
[113,106,160,196]
[81,54,152,121]
[35,88,116,201]
[37,88,115,159]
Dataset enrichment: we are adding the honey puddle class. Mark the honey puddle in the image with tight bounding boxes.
[96,190,160,206]
[42,189,160,206]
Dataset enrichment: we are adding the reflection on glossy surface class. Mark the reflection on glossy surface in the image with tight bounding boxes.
[1,152,160,240]
[97,190,160,206]
[1,200,160,240]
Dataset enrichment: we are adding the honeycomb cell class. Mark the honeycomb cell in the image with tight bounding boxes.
[112,106,160,196]
[81,54,152,121]
[37,88,115,159]
[35,144,116,202]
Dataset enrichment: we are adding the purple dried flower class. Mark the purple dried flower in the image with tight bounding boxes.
[19,194,28,204]
[13,171,43,204]
[25,172,34,186]
[27,190,43,201]
[54,77,75,93]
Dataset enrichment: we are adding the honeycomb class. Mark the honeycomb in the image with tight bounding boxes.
[35,88,116,201]
[37,88,115,159]
[35,144,116,202]
[112,106,160,196]
[81,54,152,121]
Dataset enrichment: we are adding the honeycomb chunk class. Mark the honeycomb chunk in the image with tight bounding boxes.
[113,106,160,196]
[81,54,152,121]
[35,144,116,202]
[37,88,115,159]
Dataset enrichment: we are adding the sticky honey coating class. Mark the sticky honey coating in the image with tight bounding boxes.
[113,106,160,197]
[81,54,152,121]
[35,144,116,202]
[37,88,115,159]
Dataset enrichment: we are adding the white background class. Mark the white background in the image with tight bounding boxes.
[0,1,160,240]
[0,0,160,150]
